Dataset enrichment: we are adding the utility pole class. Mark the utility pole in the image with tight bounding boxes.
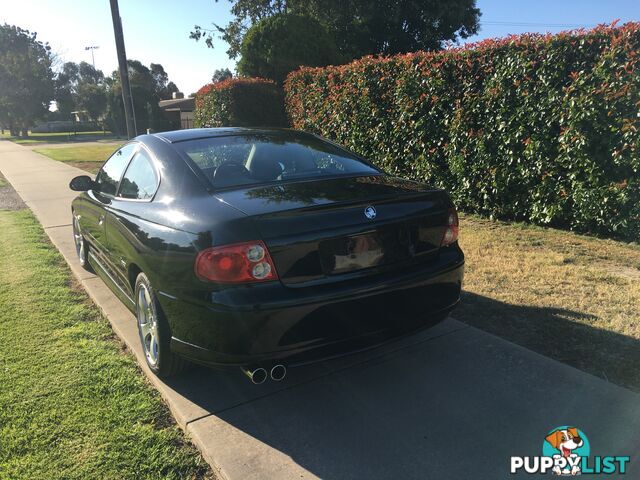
[109,0,136,138]
[84,45,99,68]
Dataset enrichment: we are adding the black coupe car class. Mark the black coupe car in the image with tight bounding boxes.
[69,128,464,383]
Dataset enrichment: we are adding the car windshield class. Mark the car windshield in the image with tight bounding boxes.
[173,131,381,189]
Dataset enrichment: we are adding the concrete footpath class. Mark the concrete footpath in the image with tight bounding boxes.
[1,139,639,479]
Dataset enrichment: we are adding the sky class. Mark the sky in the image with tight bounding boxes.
[1,0,639,96]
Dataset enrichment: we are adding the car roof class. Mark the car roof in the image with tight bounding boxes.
[149,127,298,144]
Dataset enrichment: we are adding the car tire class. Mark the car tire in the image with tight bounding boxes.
[72,213,92,272]
[134,272,187,377]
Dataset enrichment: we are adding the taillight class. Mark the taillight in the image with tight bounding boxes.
[441,208,459,246]
[195,240,278,283]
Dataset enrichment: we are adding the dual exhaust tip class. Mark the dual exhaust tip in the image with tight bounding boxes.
[242,364,287,384]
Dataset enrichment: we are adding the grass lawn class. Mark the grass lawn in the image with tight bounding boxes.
[1,131,120,145]
[0,210,212,479]
[34,144,122,174]
[457,214,640,391]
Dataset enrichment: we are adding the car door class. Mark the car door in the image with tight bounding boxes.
[80,143,137,268]
[105,146,160,295]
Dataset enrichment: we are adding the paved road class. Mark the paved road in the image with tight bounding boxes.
[1,139,639,479]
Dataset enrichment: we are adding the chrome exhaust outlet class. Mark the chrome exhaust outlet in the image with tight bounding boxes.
[270,364,287,381]
[241,366,267,385]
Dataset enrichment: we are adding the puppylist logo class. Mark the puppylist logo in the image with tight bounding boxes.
[510,426,630,476]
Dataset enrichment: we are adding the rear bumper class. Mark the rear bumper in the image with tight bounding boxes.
[159,245,464,367]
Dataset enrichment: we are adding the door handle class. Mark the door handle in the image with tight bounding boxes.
[98,214,105,226]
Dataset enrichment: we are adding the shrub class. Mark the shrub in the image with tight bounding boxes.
[195,77,287,128]
[285,23,640,240]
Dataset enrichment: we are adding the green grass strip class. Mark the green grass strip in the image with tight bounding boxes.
[33,144,121,163]
[2,131,119,145]
[0,210,210,479]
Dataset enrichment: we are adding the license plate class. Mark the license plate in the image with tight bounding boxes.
[320,227,413,275]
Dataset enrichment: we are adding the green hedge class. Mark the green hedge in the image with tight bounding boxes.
[286,23,640,240]
[195,77,287,128]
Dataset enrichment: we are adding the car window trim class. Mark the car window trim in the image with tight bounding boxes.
[114,143,161,203]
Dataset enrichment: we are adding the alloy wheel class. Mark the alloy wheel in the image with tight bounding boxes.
[137,283,160,366]
[72,215,86,265]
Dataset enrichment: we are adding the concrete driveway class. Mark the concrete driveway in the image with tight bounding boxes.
[1,139,639,479]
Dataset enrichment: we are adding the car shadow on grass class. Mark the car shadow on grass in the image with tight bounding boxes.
[456,291,640,393]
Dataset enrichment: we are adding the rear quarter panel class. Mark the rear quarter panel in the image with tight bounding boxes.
[107,200,273,327]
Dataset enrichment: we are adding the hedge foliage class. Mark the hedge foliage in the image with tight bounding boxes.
[195,77,287,128]
[286,23,640,240]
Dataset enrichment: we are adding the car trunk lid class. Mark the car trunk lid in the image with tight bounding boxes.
[214,175,451,285]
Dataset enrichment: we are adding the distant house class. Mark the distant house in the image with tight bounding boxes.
[159,92,194,130]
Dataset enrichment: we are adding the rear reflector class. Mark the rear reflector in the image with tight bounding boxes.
[195,240,278,283]
[441,208,459,247]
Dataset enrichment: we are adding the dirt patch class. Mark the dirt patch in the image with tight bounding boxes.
[0,172,25,210]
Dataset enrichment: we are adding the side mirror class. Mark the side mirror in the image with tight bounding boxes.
[69,175,95,192]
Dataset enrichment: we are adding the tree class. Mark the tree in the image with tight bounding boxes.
[0,24,54,135]
[304,0,481,58]
[78,61,104,84]
[212,67,233,83]
[76,83,107,121]
[237,13,339,83]
[105,60,181,135]
[191,0,481,62]
[150,63,179,99]
[54,62,79,117]
[54,61,107,121]
[191,0,288,59]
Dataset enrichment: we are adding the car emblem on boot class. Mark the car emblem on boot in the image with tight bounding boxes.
[364,206,377,219]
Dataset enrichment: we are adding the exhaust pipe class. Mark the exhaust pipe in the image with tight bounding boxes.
[270,364,287,381]
[241,366,267,385]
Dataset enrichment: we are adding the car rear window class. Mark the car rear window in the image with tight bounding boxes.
[173,132,380,189]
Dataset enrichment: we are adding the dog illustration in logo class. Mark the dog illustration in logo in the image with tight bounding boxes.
[545,427,584,475]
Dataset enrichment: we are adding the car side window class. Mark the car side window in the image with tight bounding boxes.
[118,149,158,200]
[95,144,137,196]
